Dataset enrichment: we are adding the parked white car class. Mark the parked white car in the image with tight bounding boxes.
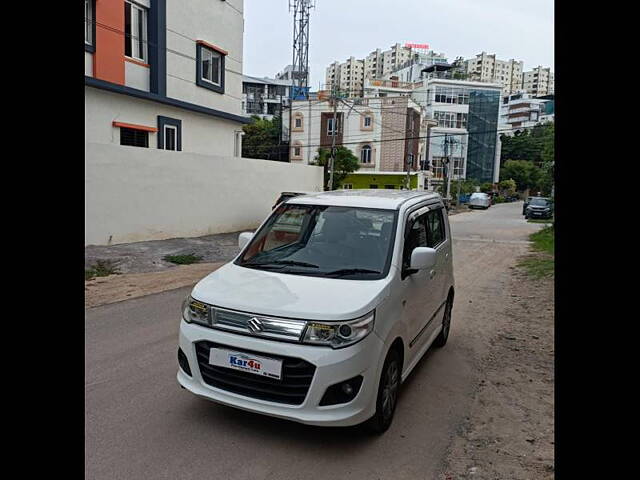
[177,190,455,433]
[468,192,491,209]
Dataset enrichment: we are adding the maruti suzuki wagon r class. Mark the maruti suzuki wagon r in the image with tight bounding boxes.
[177,190,455,433]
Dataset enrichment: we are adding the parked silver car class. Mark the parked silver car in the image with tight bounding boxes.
[468,192,491,209]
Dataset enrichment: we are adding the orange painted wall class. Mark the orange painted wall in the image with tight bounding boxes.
[94,0,125,85]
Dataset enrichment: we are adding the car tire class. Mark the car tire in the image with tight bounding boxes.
[433,296,453,348]
[366,348,401,435]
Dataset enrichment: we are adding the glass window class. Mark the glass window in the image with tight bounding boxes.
[85,0,93,46]
[369,184,378,189]
[426,209,445,247]
[402,213,428,270]
[293,146,301,157]
[125,1,147,62]
[364,116,372,127]
[120,127,148,148]
[236,205,398,280]
[327,117,339,136]
[295,117,302,128]
[164,125,177,151]
[201,47,221,85]
[361,145,372,163]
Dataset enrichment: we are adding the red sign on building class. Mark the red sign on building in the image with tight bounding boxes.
[405,43,429,50]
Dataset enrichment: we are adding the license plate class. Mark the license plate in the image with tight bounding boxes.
[209,348,283,380]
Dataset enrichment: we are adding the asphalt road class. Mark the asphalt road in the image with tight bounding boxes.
[85,201,542,480]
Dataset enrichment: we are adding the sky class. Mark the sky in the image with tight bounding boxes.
[242,0,554,89]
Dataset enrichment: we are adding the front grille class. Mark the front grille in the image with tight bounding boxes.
[195,341,316,405]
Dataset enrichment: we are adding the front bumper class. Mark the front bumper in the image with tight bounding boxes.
[528,210,552,218]
[177,320,385,427]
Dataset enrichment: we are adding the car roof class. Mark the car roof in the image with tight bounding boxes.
[286,189,441,210]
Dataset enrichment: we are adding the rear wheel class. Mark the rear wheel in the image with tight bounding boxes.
[366,348,401,434]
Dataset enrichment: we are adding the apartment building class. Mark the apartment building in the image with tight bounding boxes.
[324,44,423,98]
[325,57,365,97]
[499,92,554,134]
[242,75,291,120]
[84,0,248,157]
[284,96,424,188]
[464,52,524,95]
[365,71,503,185]
[522,66,555,96]
[275,64,309,84]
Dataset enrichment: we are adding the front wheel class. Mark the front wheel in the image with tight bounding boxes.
[366,348,401,434]
[433,297,453,348]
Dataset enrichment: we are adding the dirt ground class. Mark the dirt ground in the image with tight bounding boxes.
[84,262,224,308]
[440,257,554,479]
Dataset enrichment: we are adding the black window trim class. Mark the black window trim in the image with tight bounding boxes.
[157,115,182,151]
[196,43,226,94]
[401,201,445,279]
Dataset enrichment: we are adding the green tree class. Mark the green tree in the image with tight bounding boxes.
[315,146,360,190]
[241,115,283,160]
[480,182,493,193]
[450,178,478,196]
[500,160,543,192]
[498,179,517,196]
[499,122,554,168]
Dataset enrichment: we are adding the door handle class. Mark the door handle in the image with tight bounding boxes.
[430,269,436,279]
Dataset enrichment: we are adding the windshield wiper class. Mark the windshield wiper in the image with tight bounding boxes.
[244,259,319,269]
[323,268,381,277]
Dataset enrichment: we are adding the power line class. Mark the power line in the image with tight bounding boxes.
[242,124,545,153]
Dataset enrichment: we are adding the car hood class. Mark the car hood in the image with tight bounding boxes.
[190,262,392,321]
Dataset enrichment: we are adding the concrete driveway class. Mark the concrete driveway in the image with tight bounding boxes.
[85,202,544,479]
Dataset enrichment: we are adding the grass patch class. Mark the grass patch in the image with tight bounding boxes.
[517,255,554,279]
[530,225,554,255]
[163,253,203,265]
[85,259,120,281]
[518,225,554,278]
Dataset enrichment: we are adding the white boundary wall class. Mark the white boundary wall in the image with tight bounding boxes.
[85,143,324,245]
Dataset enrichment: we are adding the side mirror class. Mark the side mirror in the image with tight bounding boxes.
[238,232,254,249]
[410,247,437,270]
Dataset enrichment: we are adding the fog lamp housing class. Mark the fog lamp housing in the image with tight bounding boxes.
[319,375,364,406]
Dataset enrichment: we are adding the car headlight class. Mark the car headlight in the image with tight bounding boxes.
[182,295,210,326]
[302,311,375,349]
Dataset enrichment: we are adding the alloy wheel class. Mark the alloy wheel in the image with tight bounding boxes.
[381,360,399,420]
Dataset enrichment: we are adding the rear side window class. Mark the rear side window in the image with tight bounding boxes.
[426,209,445,247]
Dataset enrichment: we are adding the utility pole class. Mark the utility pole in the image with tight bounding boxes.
[442,134,450,205]
[446,136,455,205]
[328,86,338,190]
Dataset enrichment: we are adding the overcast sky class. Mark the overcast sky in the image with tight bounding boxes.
[243,0,554,89]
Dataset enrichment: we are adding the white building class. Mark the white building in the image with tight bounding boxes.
[463,52,524,95]
[325,57,365,97]
[522,66,554,96]
[242,75,291,120]
[85,0,248,158]
[499,92,555,134]
[284,96,423,175]
[365,72,503,185]
[325,44,427,97]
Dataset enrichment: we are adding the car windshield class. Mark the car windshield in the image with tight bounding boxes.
[236,204,398,280]
[529,198,550,206]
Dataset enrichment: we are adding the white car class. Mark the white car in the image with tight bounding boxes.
[468,192,491,209]
[177,190,455,433]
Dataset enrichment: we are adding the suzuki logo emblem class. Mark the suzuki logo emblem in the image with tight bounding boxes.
[247,317,264,333]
